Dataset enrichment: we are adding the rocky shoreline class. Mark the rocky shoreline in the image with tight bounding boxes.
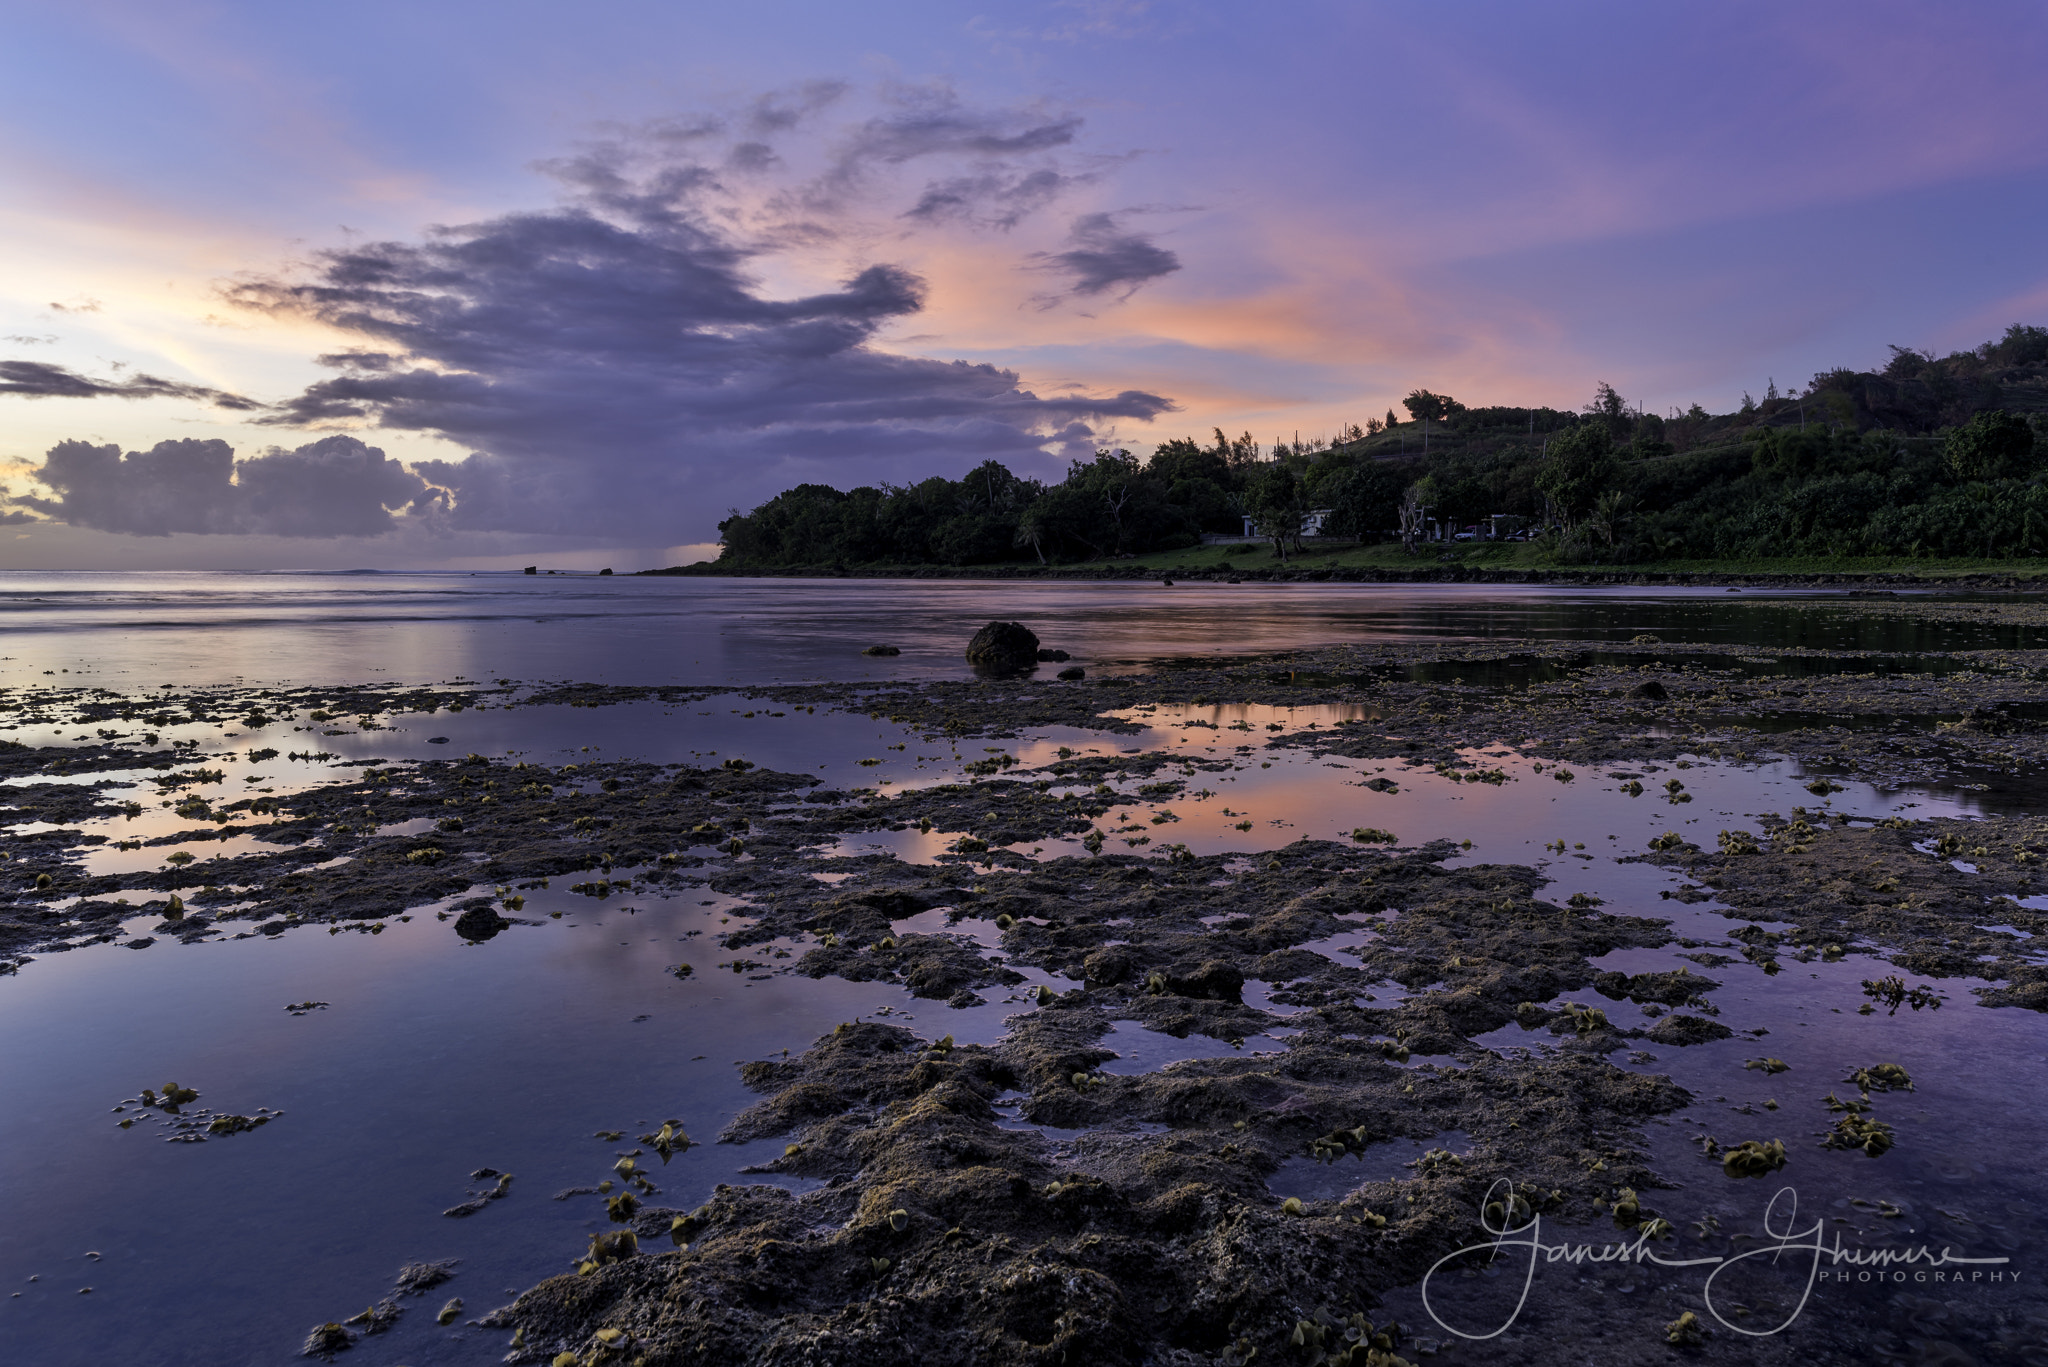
[4,617,2047,1364]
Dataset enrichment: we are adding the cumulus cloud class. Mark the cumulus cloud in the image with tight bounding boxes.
[15,434,431,537]
[214,93,1175,541]
[1030,211,1181,301]
[6,85,1180,543]
[0,359,261,409]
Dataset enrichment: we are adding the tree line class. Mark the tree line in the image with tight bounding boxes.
[713,324,2048,566]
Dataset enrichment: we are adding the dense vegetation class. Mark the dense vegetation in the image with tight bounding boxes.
[712,325,2048,567]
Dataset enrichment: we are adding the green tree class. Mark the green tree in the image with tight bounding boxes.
[1013,503,1052,565]
[1317,461,1407,542]
[1147,437,1228,488]
[1402,389,1464,454]
[1242,462,1308,560]
[1535,423,1616,531]
[1988,324,2048,367]
[1943,410,2036,481]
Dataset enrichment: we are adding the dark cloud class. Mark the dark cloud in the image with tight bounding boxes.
[222,159,1173,541]
[1031,212,1181,300]
[840,107,1081,165]
[4,88,1178,543]
[727,141,780,172]
[795,85,1086,217]
[745,81,849,135]
[16,434,431,537]
[0,359,262,409]
[905,168,1078,229]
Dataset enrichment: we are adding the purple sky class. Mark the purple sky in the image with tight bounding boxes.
[4,0,2047,568]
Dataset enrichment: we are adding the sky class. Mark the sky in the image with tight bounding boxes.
[4,0,2048,569]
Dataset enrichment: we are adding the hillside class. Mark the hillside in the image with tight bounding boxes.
[695,325,2048,571]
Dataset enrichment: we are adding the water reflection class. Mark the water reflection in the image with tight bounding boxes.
[4,572,2041,688]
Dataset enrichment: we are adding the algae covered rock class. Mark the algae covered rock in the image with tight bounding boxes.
[965,621,1041,672]
[1647,1013,1733,1046]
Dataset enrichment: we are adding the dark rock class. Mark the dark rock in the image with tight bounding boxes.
[427,736,451,744]
[521,566,536,575]
[1083,948,1132,985]
[1594,968,1717,1004]
[1161,578,1174,586]
[598,568,613,576]
[393,1259,458,1294]
[965,621,1040,673]
[1035,648,1070,662]
[1647,1013,1733,1046]
[299,1321,355,1358]
[1057,667,1086,681]
[1164,959,1244,1001]
[1629,681,1668,701]
[124,937,155,949]
[861,645,901,656]
[453,905,510,942]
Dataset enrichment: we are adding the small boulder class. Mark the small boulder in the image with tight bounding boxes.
[1165,959,1244,1002]
[1057,666,1086,681]
[1083,948,1132,985]
[1648,1013,1733,1046]
[965,621,1041,672]
[1629,680,1669,701]
[453,905,510,943]
[300,1322,355,1358]
[1035,648,1070,662]
[862,645,902,657]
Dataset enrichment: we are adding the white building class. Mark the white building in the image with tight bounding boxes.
[1241,507,1336,538]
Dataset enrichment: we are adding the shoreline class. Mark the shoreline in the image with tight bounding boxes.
[638,561,2046,591]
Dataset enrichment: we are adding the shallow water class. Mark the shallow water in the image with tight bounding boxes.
[3,573,2046,1364]
[4,570,2043,689]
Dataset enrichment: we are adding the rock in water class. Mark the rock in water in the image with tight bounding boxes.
[453,905,510,942]
[300,1321,355,1358]
[1035,648,1069,662]
[965,621,1040,672]
[1629,680,1668,701]
[861,645,901,656]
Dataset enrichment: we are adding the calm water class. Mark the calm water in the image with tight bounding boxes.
[0,570,2038,688]
[2,573,2044,1365]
